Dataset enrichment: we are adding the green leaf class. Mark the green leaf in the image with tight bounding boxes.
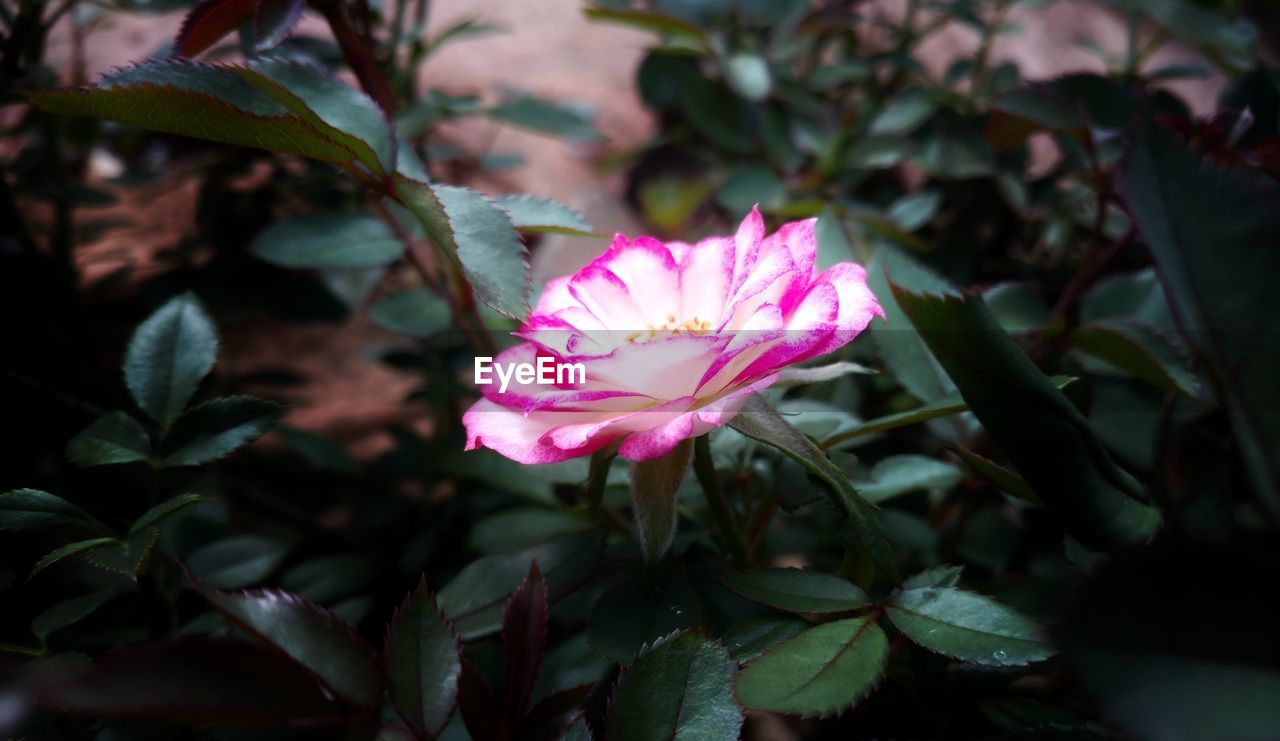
[185,534,291,589]
[887,190,942,232]
[735,616,887,717]
[810,61,871,91]
[1058,543,1280,741]
[629,438,693,563]
[32,588,118,641]
[608,631,742,741]
[488,95,599,141]
[949,446,1040,504]
[1121,117,1280,518]
[438,531,603,640]
[385,578,462,738]
[469,508,589,554]
[589,573,702,664]
[774,361,876,388]
[281,555,376,604]
[721,614,809,661]
[193,581,381,710]
[1079,267,1179,331]
[886,587,1053,667]
[247,58,396,176]
[66,412,153,467]
[1139,0,1255,72]
[0,489,112,537]
[902,564,964,590]
[394,178,531,319]
[28,59,382,179]
[729,395,898,583]
[250,213,404,269]
[869,90,938,136]
[720,569,870,614]
[847,137,915,169]
[679,78,755,154]
[87,527,161,580]
[37,637,339,724]
[1072,318,1201,397]
[989,74,1135,147]
[495,194,595,236]
[984,281,1051,332]
[891,286,1158,547]
[867,247,957,403]
[717,164,786,215]
[161,396,284,466]
[823,378,1074,447]
[422,17,504,55]
[250,0,305,53]
[31,538,119,577]
[369,288,452,337]
[723,53,772,101]
[582,7,708,47]
[858,455,963,503]
[125,293,219,429]
[129,494,211,537]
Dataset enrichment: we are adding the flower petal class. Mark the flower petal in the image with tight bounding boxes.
[679,236,735,325]
[618,408,697,461]
[569,264,647,332]
[463,398,610,464]
[810,262,885,355]
[595,235,682,327]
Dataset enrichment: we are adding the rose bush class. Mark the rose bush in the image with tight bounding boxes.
[464,207,883,463]
[7,0,1280,738]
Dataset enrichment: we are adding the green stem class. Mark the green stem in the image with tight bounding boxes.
[586,447,617,525]
[0,643,44,657]
[1123,0,1140,78]
[693,435,748,567]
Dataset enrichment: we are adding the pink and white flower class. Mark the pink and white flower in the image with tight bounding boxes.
[463,207,884,464]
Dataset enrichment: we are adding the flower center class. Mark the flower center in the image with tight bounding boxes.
[623,314,712,343]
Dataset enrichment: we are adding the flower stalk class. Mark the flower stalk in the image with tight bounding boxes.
[693,435,749,567]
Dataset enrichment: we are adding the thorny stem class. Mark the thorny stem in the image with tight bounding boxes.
[372,199,496,357]
[1048,227,1135,323]
[743,492,778,564]
[693,435,749,567]
[322,1,498,360]
[1044,103,1130,324]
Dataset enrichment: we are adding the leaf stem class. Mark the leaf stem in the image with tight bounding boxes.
[693,435,748,567]
[316,0,396,115]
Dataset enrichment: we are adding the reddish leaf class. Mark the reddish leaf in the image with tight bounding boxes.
[35,637,340,725]
[190,575,382,711]
[457,656,501,741]
[502,560,548,720]
[175,0,259,57]
[383,576,463,740]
